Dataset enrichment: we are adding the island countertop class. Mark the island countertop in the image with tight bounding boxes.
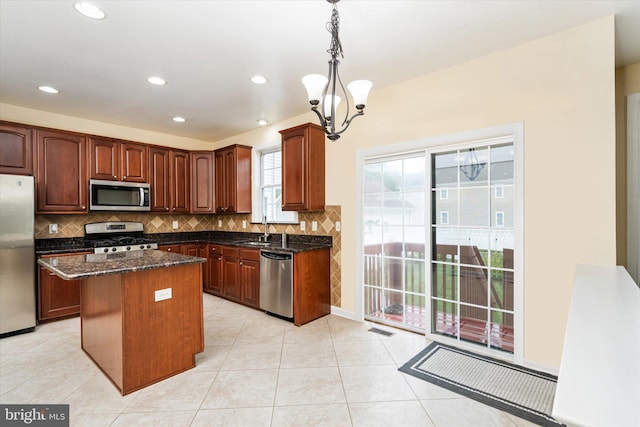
[37,250,206,280]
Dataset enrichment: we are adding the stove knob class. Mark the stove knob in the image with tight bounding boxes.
[140,245,145,250]
[111,247,117,252]
[126,246,131,251]
[103,248,109,253]
[146,244,151,249]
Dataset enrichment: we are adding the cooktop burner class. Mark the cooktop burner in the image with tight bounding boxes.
[84,221,158,254]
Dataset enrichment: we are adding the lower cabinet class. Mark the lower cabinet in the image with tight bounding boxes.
[205,245,260,309]
[293,248,331,326]
[38,252,90,322]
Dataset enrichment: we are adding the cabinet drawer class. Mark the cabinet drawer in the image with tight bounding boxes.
[240,248,260,261]
[223,247,240,258]
[209,244,223,255]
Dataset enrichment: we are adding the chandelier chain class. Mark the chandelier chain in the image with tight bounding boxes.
[326,5,343,59]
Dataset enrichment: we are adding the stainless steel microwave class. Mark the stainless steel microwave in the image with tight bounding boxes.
[89,179,151,211]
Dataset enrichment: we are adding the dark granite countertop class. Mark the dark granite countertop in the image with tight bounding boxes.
[36,231,332,255]
[37,250,206,280]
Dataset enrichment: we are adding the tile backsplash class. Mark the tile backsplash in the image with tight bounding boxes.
[35,206,342,307]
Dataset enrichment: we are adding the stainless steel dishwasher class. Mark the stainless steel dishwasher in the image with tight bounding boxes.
[259,250,293,319]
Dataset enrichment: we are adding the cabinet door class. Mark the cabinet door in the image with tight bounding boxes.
[121,142,148,183]
[223,149,237,212]
[37,252,89,321]
[190,152,214,213]
[281,128,307,211]
[222,255,241,302]
[149,147,170,212]
[214,150,227,213]
[36,130,87,213]
[206,245,224,296]
[280,123,325,211]
[0,123,33,175]
[181,244,199,256]
[170,150,190,213]
[89,137,119,181]
[240,258,260,308]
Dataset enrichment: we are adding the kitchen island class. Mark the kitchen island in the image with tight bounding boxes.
[37,250,206,395]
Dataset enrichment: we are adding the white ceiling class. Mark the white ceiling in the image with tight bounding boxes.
[1,0,639,142]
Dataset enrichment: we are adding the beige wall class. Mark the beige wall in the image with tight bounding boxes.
[1,17,617,368]
[615,62,640,265]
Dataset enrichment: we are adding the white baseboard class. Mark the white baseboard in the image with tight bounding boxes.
[330,306,357,320]
[520,359,559,376]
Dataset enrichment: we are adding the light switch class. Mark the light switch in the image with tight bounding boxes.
[154,288,172,302]
[300,221,306,231]
[242,220,247,229]
[172,221,178,229]
[312,221,318,231]
[218,220,222,228]
[336,221,341,232]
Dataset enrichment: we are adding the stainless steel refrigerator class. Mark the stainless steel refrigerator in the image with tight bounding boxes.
[0,174,36,336]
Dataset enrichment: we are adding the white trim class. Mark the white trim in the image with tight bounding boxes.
[356,122,525,361]
[330,305,357,320]
[627,93,640,284]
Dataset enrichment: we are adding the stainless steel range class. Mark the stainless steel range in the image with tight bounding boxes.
[84,221,158,254]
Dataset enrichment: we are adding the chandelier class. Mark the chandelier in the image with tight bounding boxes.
[460,148,486,181]
[302,0,372,141]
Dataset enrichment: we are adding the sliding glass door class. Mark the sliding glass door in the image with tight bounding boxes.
[361,137,516,354]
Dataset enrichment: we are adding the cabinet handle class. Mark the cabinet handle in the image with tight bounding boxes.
[167,248,172,251]
[113,175,117,179]
[123,175,127,179]
[165,207,169,211]
[240,262,243,265]
[82,205,86,209]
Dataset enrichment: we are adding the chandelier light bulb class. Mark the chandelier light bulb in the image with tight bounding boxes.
[347,80,373,110]
[322,95,341,118]
[302,74,328,104]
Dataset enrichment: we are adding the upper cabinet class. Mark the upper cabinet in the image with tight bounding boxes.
[190,151,214,213]
[280,123,325,211]
[89,137,148,183]
[148,147,190,213]
[170,149,190,213]
[214,145,252,214]
[149,146,171,212]
[35,129,88,213]
[0,123,33,175]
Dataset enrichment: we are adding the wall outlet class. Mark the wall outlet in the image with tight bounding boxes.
[312,221,318,231]
[49,223,58,234]
[218,220,222,228]
[336,221,341,232]
[300,221,306,231]
[172,221,178,229]
[242,220,247,229]
[154,288,172,302]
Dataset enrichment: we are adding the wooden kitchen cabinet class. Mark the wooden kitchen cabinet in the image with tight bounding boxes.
[89,137,148,183]
[0,122,33,175]
[170,149,190,213]
[149,146,170,212]
[239,249,260,309]
[38,252,90,321]
[35,129,88,213]
[149,147,189,213]
[214,145,252,213]
[280,123,325,211]
[190,151,214,213]
[293,248,331,326]
[222,247,241,302]
[158,244,181,253]
[205,244,223,296]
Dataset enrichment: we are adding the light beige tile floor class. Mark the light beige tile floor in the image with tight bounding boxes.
[0,294,538,426]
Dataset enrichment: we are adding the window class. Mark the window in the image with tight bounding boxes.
[256,148,297,223]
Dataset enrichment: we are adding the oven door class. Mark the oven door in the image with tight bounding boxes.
[89,180,150,211]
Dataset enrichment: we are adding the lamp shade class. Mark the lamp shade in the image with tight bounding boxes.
[347,80,373,108]
[322,94,341,117]
[302,74,328,103]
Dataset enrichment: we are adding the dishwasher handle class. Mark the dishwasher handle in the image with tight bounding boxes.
[260,251,292,261]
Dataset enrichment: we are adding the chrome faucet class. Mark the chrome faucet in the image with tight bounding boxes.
[261,215,270,242]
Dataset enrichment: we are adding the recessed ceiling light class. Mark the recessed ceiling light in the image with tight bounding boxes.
[73,2,106,20]
[250,75,268,85]
[38,86,59,94]
[173,117,186,123]
[257,119,268,126]
[147,76,167,86]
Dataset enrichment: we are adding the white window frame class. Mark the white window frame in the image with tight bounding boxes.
[251,144,298,224]
[356,122,524,364]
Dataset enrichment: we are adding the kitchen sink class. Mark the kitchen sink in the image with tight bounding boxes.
[239,241,272,247]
